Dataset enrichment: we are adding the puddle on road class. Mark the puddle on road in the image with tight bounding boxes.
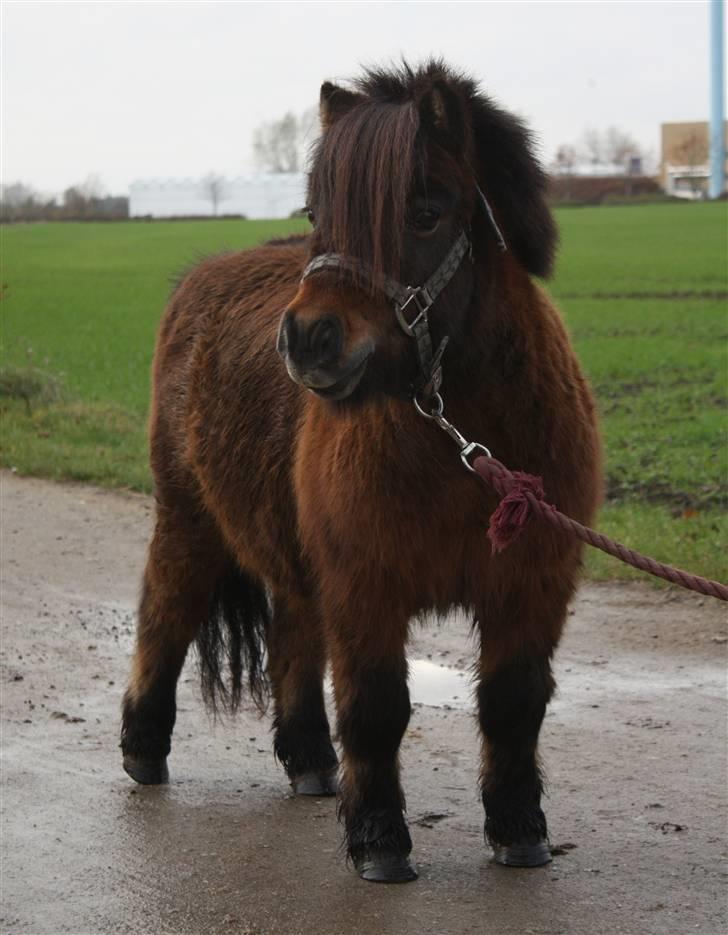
[325,660,472,709]
[409,659,471,709]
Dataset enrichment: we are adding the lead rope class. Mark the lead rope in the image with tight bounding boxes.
[414,393,728,602]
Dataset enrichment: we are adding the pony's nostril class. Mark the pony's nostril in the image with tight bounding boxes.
[280,313,343,370]
[309,317,342,366]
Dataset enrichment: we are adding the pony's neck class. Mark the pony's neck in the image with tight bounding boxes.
[440,249,530,400]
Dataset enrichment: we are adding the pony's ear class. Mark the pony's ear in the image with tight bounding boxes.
[320,81,363,128]
[469,96,557,278]
[418,80,467,151]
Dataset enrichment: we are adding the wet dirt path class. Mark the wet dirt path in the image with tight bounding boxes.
[1,472,726,935]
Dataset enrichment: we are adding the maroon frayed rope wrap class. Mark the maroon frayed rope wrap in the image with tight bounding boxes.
[473,456,728,603]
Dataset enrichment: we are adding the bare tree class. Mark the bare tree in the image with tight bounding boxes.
[553,144,578,175]
[1,182,36,209]
[63,174,106,218]
[552,144,579,200]
[580,128,603,166]
[2,182,38,220]
[78,173,104,200]
[253,111,299,172]
[253,108,319,173]
[63,185,88,218]
[1,179,126,222]
[575,127,645,174]
[201,172,228,216]
[602,127,642,172]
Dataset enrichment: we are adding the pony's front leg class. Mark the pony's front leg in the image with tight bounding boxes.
[478,651,554,866]
[267,594,338,796]
[326,595,416,883]
[476,577,571,867]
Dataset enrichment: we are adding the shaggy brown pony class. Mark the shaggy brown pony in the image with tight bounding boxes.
[121,60,601,884]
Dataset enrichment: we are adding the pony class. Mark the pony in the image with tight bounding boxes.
[121,60,602,883]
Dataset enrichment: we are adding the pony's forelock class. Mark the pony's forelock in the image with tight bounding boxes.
[308,95,421,289]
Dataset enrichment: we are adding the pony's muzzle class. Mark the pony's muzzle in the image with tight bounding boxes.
[277,309,372,400]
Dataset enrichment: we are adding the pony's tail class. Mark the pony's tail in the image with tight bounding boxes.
[196,562,271,715]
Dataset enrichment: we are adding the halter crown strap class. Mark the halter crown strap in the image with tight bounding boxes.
[476,185,507,253]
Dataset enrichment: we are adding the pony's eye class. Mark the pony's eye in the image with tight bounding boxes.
[306,208,316,227]
[411,207,441,234]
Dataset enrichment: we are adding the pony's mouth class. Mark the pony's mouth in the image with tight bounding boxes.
[282,339,374,401]
[306,353,370,400]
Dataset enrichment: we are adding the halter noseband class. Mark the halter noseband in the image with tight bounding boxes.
[299,187,506,401]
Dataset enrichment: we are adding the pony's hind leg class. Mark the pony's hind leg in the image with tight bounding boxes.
[268,594,338,796]
[121,502,225,784]
[476,573,573,867]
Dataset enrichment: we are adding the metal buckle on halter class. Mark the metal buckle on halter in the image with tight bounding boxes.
[414,392,492,472]
[395,286,434,336]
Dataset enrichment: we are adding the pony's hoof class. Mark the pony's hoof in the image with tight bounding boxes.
[291,768,338,797]
[492,839,552,867]
[356,853,419,883]
[123,754,169,785]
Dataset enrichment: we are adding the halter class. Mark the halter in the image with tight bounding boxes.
[300,187,507,401]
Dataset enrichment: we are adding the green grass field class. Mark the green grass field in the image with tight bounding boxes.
[1,204,726,584]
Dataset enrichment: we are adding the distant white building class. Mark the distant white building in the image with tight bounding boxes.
[129,174,307,219]
[551,161,642,177]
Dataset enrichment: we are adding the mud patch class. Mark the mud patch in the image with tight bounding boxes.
[604,474,727,511]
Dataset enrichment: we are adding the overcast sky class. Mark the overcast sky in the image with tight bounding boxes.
[1,0,716,196]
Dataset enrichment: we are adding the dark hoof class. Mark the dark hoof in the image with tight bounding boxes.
[123,754,169,785]
[492,839,552,867]
[356,853,418,883]
[290,768,338,797]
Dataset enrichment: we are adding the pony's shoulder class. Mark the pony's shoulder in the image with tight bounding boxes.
[170,237,309,304]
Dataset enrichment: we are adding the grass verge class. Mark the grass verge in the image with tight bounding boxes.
[1,207,726,585]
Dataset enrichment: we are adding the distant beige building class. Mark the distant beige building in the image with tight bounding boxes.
[661,121,728,198]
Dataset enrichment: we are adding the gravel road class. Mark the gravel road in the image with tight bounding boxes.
[1,472,726,935]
